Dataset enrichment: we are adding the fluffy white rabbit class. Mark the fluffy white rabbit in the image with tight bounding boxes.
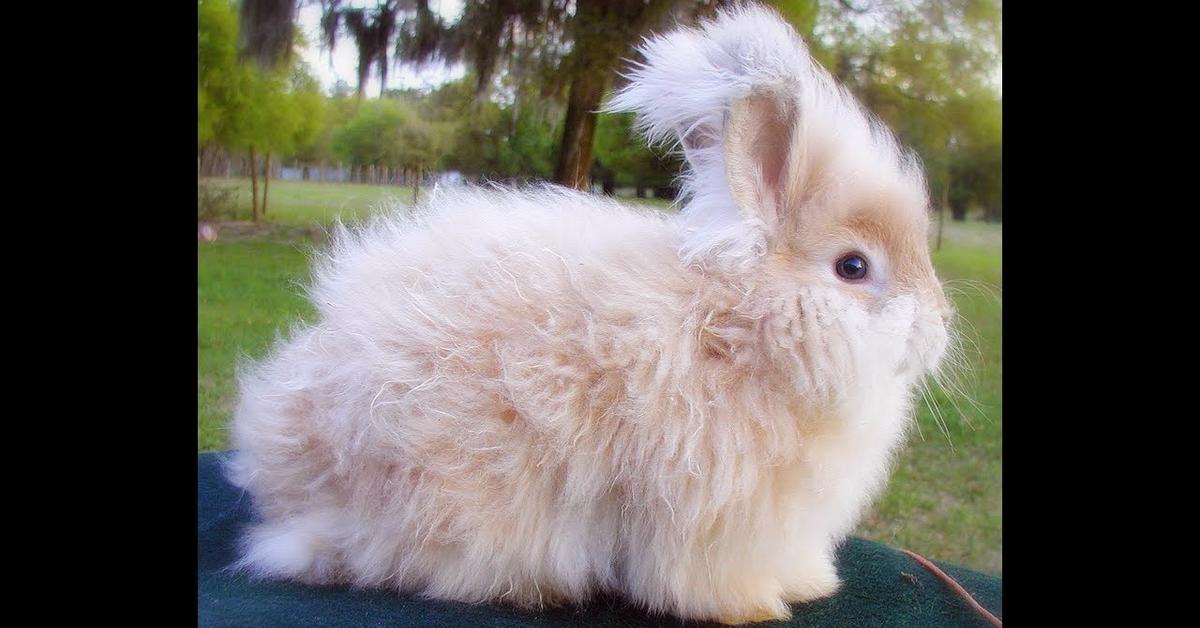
[226,4,952,624]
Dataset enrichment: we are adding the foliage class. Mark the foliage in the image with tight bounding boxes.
[285,60,328,157]
[207,0,1001,218]
[593,112,681,191]
[198,0,249,150]
[198,181,243,221]
[294,92,359,164]
[414,76,560,181]
[199,0,327,157]
[331,98,409,166]
[330,96,452,171]
[246,0,717,188]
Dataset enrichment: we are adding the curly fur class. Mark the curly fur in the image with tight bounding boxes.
[227,4,952,625]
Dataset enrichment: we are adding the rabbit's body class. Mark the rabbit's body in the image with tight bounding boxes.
[228,6,952,624]
[229,188,916,622]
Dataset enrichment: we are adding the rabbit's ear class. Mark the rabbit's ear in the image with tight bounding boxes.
[603,5,821,268]
[723,88,798,235]
[607,5,925,269]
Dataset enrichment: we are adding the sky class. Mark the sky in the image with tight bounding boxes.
[297,0,466,96]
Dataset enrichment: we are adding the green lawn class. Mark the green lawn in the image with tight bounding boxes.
[857,218,1002,575]
[198,238,317,450]
[201,177,417,224]
[198,183,1001,575]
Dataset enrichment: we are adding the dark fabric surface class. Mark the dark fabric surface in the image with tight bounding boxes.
[199,452,1001,627]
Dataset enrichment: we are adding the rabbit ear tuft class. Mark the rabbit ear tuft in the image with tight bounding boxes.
[605,5,919,271]
[603,5,816,269]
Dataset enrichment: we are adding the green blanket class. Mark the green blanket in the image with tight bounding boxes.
[199,452,1001,626]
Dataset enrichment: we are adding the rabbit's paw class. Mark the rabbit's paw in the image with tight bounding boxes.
[712,600,792,625]
[708,584,792,625]
[781,558,841,604]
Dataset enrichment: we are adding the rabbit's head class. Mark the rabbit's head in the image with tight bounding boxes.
[606,5,951,400]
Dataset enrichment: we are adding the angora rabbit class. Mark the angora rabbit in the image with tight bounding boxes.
[227,4,952,625]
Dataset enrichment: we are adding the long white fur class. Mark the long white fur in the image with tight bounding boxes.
[227,5,950,625]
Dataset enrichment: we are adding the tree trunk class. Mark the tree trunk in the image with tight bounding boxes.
[199,145,218,177]
[263,152,271,217]
[413,161,422,204]
[554,72,606,190]
[249,145,260,223]
[550,0,675,190]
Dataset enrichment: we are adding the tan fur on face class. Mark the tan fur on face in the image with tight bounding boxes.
[227,6,952,625]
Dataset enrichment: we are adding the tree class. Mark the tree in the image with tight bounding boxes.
[258,59,327,215]
[287,60,333,176]
[199,0,247,162]
[420,76,560,183]
[238,0,725,190]
[321,0,402,99]
[200,0,265,217]
[226,0,1000,216]
[200,0,330,221]
[239,0,299,69]
[545,0,687,189]
[333,98,409,173]
[396,119,439,200]
[593,111,680,197]
[331,96,450,195]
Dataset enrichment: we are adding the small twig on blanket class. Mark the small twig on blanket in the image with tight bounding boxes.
[900,549,1002,628]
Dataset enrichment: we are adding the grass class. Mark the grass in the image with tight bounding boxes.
[857,218,1002,575]
[201,177,417,224]
[198,238,317,450]
[197,181,1001,575]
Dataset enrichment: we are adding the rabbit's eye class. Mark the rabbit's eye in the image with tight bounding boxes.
[835,254,869,281]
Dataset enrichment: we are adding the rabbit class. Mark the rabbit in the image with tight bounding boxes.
[224,4,953,625]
